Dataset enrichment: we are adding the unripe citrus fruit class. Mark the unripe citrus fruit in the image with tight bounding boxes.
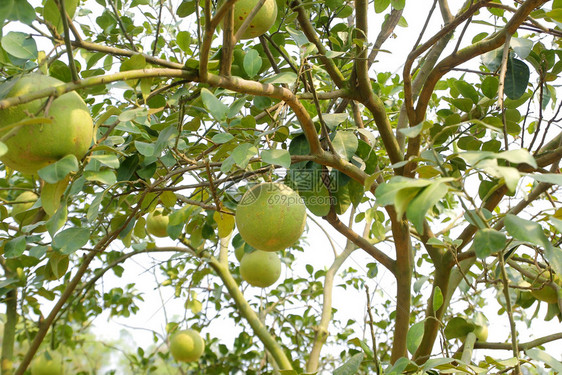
[0,74,93,174]
[232,0,278,39]
[30,351,63,375]
[11,191,39,226]
[240,249,281,288]
[169,329,205,362]
[520,264,560,304]
[473,324,488,341]
[531,282,559,304]
[146,209,169,238]
[235,182,306,252]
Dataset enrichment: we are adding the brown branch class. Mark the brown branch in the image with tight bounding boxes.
[389,207,413,362]
[323,210,395,273]
[354,0,403,167]
[413,0,548,126]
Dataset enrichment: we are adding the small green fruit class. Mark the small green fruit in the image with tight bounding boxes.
[11,191,39,226]
[240,250,281,288]
[169,329,205,362]
[235,246,245,262]
[146,209,169,238]
[473,324,488,342]
[531,283,559,304]
[30,351,63,375]
[232,0,278,39]
[0,74,93,174]
[235,183,306,252]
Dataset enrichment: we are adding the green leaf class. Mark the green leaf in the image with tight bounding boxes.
[505,58,530,100]
[497,166,521,192]
[53,227,90,255]
[286,163,331,217]
[41,178,70,217]
[498,149,537,168]
[264,71,298,84]
[331,131,358,160]
[87,192,104,222]
[84,170,117,186]
[525,348,562,373]
[451,98,473,112]
[319,113,348,130]
[90,154,120,169]
[38,155,79,184]
[177,0,196,17]
[134,140,155,157]
[47,205,68,237]
[504,214,550,249]
[481,76,499,99]
[386,357,414,375]
[231,143,258,168]
[374,177,434,206]
[543,246,562,279]
[510,37,533,59]
[201,88,228,121]
[4,236,26,258]
[546,8,562,23]
[407,181,449,234]
[444,317,472,339]
[374,0,390,13]
[334,353,363,375]
[262,149,291,169]
[398,122,424,138]
[406,322,424,355]
[472,229,507,258]
[454,80,480,104]
[1,32,37,60]
[211,133,234,144]
[433,287,443,312]
[176,31,191,52]
[390,0,405,10]
[7,0,35,25]
[44,0,79,33]
[243,49,262,78]
[482,48,503,71]
[530,173,562,185]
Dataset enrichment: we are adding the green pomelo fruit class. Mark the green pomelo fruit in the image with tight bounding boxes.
[232,0,278,39]
[531,283,559,304]
[240,249,281,288]
[235,246,245,262]
[30,351,63,375]
[473,324,488,341]
[169,329,205,362]
[235,182,306,252]
[146,209,169,238]
[520,264,560,304]
[11,191,39,226]
[0,74,93,174]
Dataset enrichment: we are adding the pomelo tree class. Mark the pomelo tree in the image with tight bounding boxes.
[0,0,562,374]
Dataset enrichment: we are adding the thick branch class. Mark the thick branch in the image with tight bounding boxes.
[209,238,293,370]
[354,0,403,166]
[389,208,413,363]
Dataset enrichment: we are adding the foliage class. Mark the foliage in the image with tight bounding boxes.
[0,0,562,374]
